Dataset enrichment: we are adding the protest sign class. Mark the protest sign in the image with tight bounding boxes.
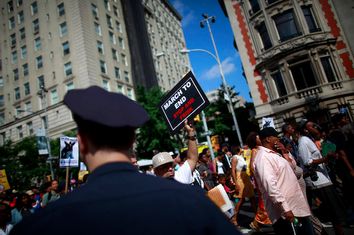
[159,71,209,134]
[36,128,49,155]
[0,170,10,190]
[59,136,79,168]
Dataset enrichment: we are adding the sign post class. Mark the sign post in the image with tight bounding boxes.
[59,136,79,193]
[159,71,209,134]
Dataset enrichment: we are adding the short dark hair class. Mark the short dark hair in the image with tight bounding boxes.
[246,132,258,149]
[74,114,135,151]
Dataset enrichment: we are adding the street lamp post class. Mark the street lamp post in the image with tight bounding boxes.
[38,86,55,180]
[180,14,244,146]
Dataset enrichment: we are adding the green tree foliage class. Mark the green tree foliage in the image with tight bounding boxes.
[203,85,259,146]
[0,137,49,190]
[135,86,181,158]
[0,129,79,191]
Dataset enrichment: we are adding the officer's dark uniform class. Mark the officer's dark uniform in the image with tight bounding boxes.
[11,86,240,235]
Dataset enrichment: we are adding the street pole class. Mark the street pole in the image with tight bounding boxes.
[39,86,55,180]
[200,14,244,146]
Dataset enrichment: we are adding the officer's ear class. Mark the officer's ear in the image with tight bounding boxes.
[77,132,88,156]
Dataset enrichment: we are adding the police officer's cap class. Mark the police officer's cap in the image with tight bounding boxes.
[64,86,149,128]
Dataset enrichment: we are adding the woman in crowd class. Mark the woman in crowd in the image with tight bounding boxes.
[231,145,257,227]
[10,193,34,225]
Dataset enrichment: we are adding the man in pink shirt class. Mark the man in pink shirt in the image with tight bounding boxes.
[254,127,314,235]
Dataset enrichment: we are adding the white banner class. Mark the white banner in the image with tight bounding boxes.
[262,117,275,129]
[59,136,79,168]
[36,128,49,155]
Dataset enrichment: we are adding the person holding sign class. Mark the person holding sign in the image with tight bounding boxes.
[152,120,198,185]
[11,86,240,235]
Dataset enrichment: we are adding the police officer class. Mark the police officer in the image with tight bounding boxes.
[11,86,240,235]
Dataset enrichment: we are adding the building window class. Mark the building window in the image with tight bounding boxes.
[23,63,28,76]
[50,89,59,105]
[33,19,40,34]
[122,54,128,66]
[104,0,110,11]
[57,3,65,16]
[113,5,119,17]
[289,58,318,91]
[302,6,320,33]
[37,75,45,89]
[7,1,14,12]
[117,84,124,94]
[41,116,48,129]
[21,46,27,59]
[106,15,113,29]
[249,0,260,14]
[109,31,116,44]
[118,37,125,49]
[36,56,43,69]
[11,51,18,64]
[27,122,34,135]
[9,17,15,30]
[25,101,32,113]
[114,67,120,79]
[116,21,122,33]
[31,1,38,15]
[95,22,102,36]
[112,48,118,61]
[66,82,74,91]
[62,41,70,55]
[256,22,272,50]
[102,80,110,91]
[273,9,301,42]
[24,82,30,96]
[124,71,129,82]
[18,11,24,24]
[10,33,16,47]
[13,69,19,81]
[59,22,68,37]
[270,70,287,97]
[97,41,104,54]
[0,77,3,87]
[127,88,134,99]
[91,3,98,18]
[0,95,4,107]
[100,60,107,74]
[17,0,23,7]
[34,37,41,50]
[64,62,72,76]
[15,87,21,100]
[20,27,25,40]
[17,126,23,139]
[320,56,338,82]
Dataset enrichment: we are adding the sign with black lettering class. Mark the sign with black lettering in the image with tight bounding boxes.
[159,71,209,134]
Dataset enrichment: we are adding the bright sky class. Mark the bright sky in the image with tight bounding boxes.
[170,0,253,102]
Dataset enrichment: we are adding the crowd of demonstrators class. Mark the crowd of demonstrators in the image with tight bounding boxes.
[5,85,354,235]
[10,86,240,235]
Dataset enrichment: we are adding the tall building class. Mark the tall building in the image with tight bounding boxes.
[220,0,354,128]
[142,0,190,92]
[0,0,189,144]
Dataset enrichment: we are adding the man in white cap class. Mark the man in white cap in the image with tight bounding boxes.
[152,121,198,184]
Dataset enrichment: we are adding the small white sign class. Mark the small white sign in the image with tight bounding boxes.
[59,136,79,168]
[262,117,275,129]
